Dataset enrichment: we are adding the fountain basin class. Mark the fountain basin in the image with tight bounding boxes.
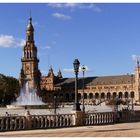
[6,104,49,109]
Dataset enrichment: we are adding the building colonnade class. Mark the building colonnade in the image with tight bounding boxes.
[53,91,135,105]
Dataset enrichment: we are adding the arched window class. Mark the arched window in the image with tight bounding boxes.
[89,93,93,99]
[28,35,30,41]
[95,93,99,99]
[101,92,105,99]
[119,92,123,99]
[107,92,111,99]
[27,51,29,58]
[124,92,129,98]
[130,91,134,98]
[24,51,26,58]
[113,92,117,99]
[84,93,87,99]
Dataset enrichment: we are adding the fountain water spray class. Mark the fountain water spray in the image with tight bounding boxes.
[13,81,44,105]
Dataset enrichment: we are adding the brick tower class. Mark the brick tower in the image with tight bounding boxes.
[19,16,41,93]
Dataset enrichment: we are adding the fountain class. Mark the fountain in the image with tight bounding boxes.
[7,81,46,109]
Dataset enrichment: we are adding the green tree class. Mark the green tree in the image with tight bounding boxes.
[0,74,19,105]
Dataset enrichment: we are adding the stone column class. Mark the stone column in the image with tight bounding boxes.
[71,111,85,126]
[25,110,32,129]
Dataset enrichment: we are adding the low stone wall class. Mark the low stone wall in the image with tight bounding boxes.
[1,111,140,132]
[85,112,115,125]
[31,114,75,129]
[0,116,26,131]
[0,114,75,131]
[119,110,140,123]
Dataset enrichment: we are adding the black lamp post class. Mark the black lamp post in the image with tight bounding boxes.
[114,96,120,123]
[114,96,119,113]
[2,93,5,106]
[73,59,81,111]
[2,98,4,106]
[131,74,134,111]
[54,95,56,115]
[81,65,86,112]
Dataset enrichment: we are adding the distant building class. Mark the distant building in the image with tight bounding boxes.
[19,17,140,104]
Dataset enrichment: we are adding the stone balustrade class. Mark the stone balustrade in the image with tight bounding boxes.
[31,114,75,129]
[1,111,140,132]
[119,110,140,122]
[0,116,26,131]
[84,112,115,125]
[0,113,75,131]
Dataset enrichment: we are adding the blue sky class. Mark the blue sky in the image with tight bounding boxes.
[0,3,140,78]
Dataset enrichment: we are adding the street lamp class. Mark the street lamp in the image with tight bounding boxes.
[54,95,56,115]
[131,74,134,111]
[81,65,86,112]
[2,93,5,107]
[73,59,81,111]
[114,96,119,113]
[114,95,119,122]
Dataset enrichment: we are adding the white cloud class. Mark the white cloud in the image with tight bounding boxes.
[79,4,102,12]
[41,70,48,75]
[0,35,25,48]
[52,13,72,20]
[48,3,79,8]
[48,3,102,12]
[63,65,92,73]
[44,45,51,49]
[63,68,74,73]
[40,45,52,50]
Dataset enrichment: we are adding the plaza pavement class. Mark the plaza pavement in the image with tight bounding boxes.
[1,103,137,116]
[0,122,140,137]
[0,104,113,116]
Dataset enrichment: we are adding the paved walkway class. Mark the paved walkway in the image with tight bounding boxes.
[1,122,140,137]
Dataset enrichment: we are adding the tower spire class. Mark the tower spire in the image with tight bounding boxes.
[136,58,139,67]
[57,68,63,78]
[26,15,34,42]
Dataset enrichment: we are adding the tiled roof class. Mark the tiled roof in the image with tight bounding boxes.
[55,74,134,88]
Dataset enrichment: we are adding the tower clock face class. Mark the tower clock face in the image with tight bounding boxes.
[26,64,30,72]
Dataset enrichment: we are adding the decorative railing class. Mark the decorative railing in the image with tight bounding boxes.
[84,112,115,125]
[0,116,26,131]
[31,114,75,129]
[119,110,140,122]
[0,114,75,132]
[1,111,140,132]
